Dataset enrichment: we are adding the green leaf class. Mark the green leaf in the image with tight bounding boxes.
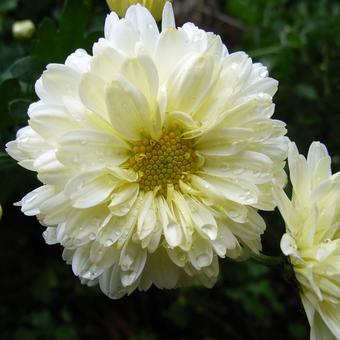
[9,99,30,124]
[31,18,61,62]
[0,78,21,129]
[32,0,92,63]
[295,83,318,100]
[0,0,18,13]
[7,56,45,83]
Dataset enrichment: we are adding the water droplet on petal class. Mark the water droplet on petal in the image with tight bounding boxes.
[196,254,211,267]
[104,239,114,247]
[74,237,82,246]
[259,69,268,78]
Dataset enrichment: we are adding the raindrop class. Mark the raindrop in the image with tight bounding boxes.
[74,238,82,246]
[84,270,97,280]
[196,254,210,267]
[259,69,268,78]
[104,238,114,247]
[232,168,244,175]
[229,210,240,219]
[201,224,217,240]
[89,232,96,240]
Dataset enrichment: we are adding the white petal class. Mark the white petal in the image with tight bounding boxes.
[272,185,294,228]
[99,265,127,299]
[64,170,116,208]
[166,54,215,114]
[39,191,70,225]
[72,246,92,277]
[39,64,81,103]
[212,224,239,257]
[104,12,120,40]
[57,129,129,168]
[143,248,180,289]
[29,104,80,140]
[137,191,157,239]
[109,183,139,216]
[188,236,213,270]
[119,242,147,287]
[188,199,217,240]
[125,4,159,53]
[307,142,332,187]
[105,75,152,140]
[97,209,137,247]
[162,1,175,31]
[167,247,187,267]
[280,233,299,257]
[105,18,139,56]
[60,206,108,247]
[43,227,58,245]
[157,197,182,248]
[155,28,190,85]
[65,49,91,73]
[288,142,310,203]
[121,55,159,110]
[196,128,250,156]
[20,185,55,216]
[192,174,259,205]
[90,47,124,82]
[79,72,108,119]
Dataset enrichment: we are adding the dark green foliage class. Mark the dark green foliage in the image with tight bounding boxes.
[1,0,339,339]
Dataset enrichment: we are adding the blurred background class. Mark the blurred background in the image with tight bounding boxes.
[1,0,339,339]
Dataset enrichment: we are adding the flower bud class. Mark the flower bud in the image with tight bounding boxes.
[12,20,35,39]
[106,0,171,20]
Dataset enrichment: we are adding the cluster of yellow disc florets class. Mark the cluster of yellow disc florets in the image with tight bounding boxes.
[128,130,198,196]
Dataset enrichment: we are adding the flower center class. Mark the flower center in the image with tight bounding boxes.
[127,130,198,196]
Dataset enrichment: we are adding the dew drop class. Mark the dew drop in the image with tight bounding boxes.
[104,238,114,247]
[89,232,96,240]
[196,254,210,267]
[74,237,82,246]
[259,69,268,78]
[232,168,244,175]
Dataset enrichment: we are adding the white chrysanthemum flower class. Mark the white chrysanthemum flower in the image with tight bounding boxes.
[106,0,170,20]
[274,142,340,340]
[6,3,287,298]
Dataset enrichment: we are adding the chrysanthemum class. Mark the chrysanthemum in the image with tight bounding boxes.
[274,142,340,340]
[6,2,287,298]
[106,0,170,20]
